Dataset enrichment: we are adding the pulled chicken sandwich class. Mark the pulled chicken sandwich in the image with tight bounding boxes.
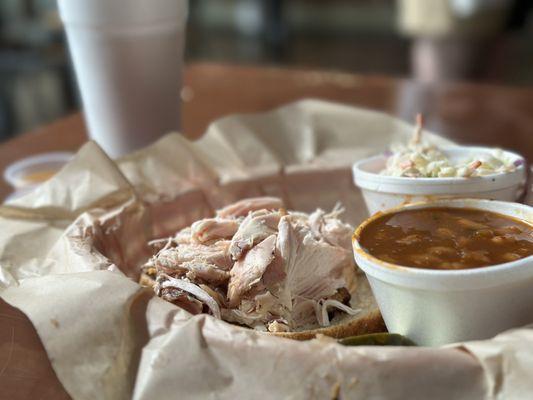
[141,197,365,333]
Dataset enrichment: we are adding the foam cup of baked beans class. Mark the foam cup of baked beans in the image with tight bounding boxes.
[352,198,533,346]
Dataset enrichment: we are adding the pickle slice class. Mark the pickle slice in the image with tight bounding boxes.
[339,333,416,346]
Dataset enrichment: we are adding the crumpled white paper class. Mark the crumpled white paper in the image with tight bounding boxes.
[0,100,531,400]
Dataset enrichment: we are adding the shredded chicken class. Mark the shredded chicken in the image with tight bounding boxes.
[273,216,349,327]
[315,299,361,327]
[154,240,233,273]
[155,274,221,319]
[216,197,283,219]
[228,234,277,307]
[181,261,230,285]
[191,218,239,244]
[229,210,281,260]
[308,204,353,251]
[174,227,193,244]
[143,197,359,332]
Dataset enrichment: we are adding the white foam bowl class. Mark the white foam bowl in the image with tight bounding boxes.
[352,198,533,346]
[4,152,73,190]
[353,146,527,215]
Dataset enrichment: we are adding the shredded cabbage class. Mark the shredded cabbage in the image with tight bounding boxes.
[381,115,519,178]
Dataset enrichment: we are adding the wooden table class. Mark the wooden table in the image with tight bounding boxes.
[1,62,532,201]
[1,63,532,399]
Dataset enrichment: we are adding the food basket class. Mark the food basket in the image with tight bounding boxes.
[0,100,532,400]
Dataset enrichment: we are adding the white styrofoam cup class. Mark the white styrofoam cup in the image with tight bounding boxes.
[57,0,188,158]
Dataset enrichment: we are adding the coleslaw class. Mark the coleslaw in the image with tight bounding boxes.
[381,115,520,178]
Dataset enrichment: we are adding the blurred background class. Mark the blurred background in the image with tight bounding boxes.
[0,0,532,141]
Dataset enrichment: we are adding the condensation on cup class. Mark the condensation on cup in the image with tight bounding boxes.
[58,0,188,158]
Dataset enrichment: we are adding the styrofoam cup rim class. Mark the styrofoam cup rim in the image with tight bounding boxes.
[57,0,188,28]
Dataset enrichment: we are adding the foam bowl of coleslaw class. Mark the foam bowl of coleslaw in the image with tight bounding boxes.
[352,113,527,215]
[353,145,526,215]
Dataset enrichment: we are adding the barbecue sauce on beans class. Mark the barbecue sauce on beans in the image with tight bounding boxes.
[360,208,533,269]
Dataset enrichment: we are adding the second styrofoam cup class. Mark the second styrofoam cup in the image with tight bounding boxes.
[353,146,527,215]
[353,198,533,346]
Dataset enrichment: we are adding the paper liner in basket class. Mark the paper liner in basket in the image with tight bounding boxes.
[0,100,532,399]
